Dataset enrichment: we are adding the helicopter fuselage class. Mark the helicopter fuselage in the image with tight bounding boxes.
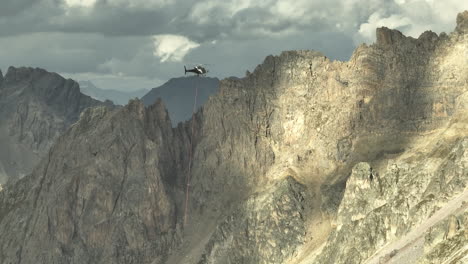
[185,66,207,76]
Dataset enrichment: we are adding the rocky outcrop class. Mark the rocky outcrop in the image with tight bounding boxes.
[309,14,468,264]
[418,212,467,264]
[0,67,111,183]
[198,177,307,264]
[455,10,468,34]
[141,76,219,126]
[315,135,467,263]
[0,11,466,264]
[0,99,187,263]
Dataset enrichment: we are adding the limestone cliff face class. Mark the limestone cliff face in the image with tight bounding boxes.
[316,136,467,263]
[456,10,468,34]
[308,12,468,264]
[0,67,111,183]
[180,10,468,263]
[0,11,466,264]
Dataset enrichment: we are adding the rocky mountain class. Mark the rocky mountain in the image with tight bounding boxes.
[0,11,467,264]
[141,76,219,126]
[78,80,149,105]
[0,67,112,184]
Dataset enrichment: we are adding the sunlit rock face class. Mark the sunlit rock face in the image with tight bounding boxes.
[0,67,111,183]
[418,212,468,264]
[312,11,468,264]
[316,136,467,263]
[0,11,466,264]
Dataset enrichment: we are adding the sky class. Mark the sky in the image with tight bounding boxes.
[0,0,466,91]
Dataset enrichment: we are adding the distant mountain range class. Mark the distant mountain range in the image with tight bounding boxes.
[78,80,149,105]
[141,76,219,126]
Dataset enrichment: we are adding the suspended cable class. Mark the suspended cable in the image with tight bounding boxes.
[183,76,199,227]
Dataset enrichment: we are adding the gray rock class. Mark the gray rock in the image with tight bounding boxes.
[198,177,307,264]
[455,10,468,34]
[0,99,183,264]
[0,67,112,183]
[418,212,467,263]
[316,137,468,263]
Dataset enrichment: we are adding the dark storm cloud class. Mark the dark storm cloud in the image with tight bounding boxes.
[55,6,177,36]
[0,0,64,36]
[0,0,393,41]
[0,33,147,73]
[0,0,38,16]
[0,0,466,91]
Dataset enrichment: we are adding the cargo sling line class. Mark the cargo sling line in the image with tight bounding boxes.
[183,77,198,226]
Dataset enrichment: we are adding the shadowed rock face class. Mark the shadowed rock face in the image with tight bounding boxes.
[456,10,468,34]
[0,11,467,264]
[0,100,186,263]
[198,177,308,264]
[0,67,111,183]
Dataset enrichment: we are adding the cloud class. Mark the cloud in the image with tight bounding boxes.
[1,0,465,43]
[356,0,468,43]
[152,35,200,62]
[0,0,467,91]
[104,0,172,8]
[358,12,412,41]
[64,0,97,8]
[0,0,37,16]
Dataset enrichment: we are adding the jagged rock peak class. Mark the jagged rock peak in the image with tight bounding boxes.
[77,105,110,124]
[375,26,444,51]
[125,98,146,119]
[76,98,171,131]
[5,66,62,83]
[456,10,468,34]
[377,10,467,47]
[3,66,82,99]
[126,98,170,122]
[418,30,439,42]
[247,49,326,81]
[376,27,406,46]
[257,50,325,68]
[146,98,171,120]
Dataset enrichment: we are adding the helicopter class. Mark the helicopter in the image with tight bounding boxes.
[184,65,208,76]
